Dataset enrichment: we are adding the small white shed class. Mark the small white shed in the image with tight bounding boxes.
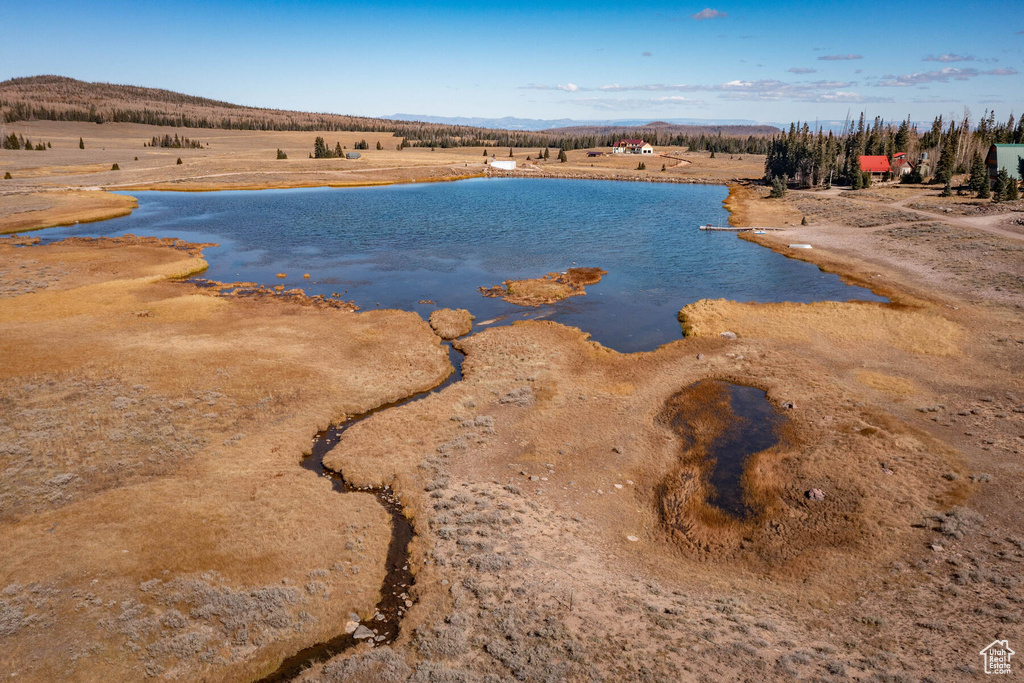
[490,160,516,171]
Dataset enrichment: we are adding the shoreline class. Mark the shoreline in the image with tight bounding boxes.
[5,174,911,327]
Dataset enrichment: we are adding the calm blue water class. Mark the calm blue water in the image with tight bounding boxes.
[39,178,885,352]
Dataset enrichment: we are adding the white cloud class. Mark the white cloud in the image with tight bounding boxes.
[691,8,727,20]
[787,67,817,74]
[521,83,581,91]
[713,80,879,103]
[923,53,976,62]
[524,77,874,103]
[911,96,964,104]
[817,54,863,61]
[876,66,1017,87]
[596,83,702,92]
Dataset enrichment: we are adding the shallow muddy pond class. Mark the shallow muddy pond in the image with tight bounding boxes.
[40,178,885,351]
[661,380,786,520]
[703,382,785,518]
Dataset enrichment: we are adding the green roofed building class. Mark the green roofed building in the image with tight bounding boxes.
[985,144,1024,183]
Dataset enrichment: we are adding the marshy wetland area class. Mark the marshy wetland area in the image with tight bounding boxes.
[2,123,1024,683]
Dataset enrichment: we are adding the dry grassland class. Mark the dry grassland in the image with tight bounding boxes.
[0,237,451,681]
[2,127,1024,682]
[0,190,137,234]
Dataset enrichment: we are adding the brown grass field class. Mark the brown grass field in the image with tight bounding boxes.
[2,121,1023,682]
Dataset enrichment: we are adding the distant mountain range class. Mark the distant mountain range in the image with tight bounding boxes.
[384,114,933,136]
[385,114,784,132]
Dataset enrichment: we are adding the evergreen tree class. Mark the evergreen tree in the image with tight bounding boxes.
[313,136,328,158]
[977,173,991,198]
[769,176,787,198]
[921,115,943,148]
[483,149,488,156]
[968,153,987,196]
[111,163,120,171]
[176,158,182,165]
[894,117,911,153]
[992,168,1009,201]
[3,172,11,179]
[558,149,567,163]
[940,178,952,197]
[509,147,514,157]
[935,122,957,184]
[544,148,550,160]
[79,137,84,150]
[710,150,715,158]
[276,148,287,159]
[376,141,383,150]
[1007,176,1019,201]
[335,142,343,157]
[851,156,864,190]
[902,165,923,184]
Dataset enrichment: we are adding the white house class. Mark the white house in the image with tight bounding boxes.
[490,159,516,171]
[612,139,654,155]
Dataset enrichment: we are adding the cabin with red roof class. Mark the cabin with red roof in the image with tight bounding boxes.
[891,152,914,177]
[859,155,893,180]
[612,139,654,155]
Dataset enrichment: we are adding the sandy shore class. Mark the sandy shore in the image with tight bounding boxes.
[2,123,1022,681]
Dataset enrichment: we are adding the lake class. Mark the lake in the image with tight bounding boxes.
[39,178,885,352]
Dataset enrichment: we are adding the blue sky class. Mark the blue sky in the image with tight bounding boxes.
[4,1,1022,124]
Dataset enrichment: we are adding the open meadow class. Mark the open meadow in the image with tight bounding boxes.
[2,120,1023,681]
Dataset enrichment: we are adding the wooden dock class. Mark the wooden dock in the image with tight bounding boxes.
[698,225,784,232]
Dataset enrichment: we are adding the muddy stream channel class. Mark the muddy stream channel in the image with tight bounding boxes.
[256,343,464,682]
